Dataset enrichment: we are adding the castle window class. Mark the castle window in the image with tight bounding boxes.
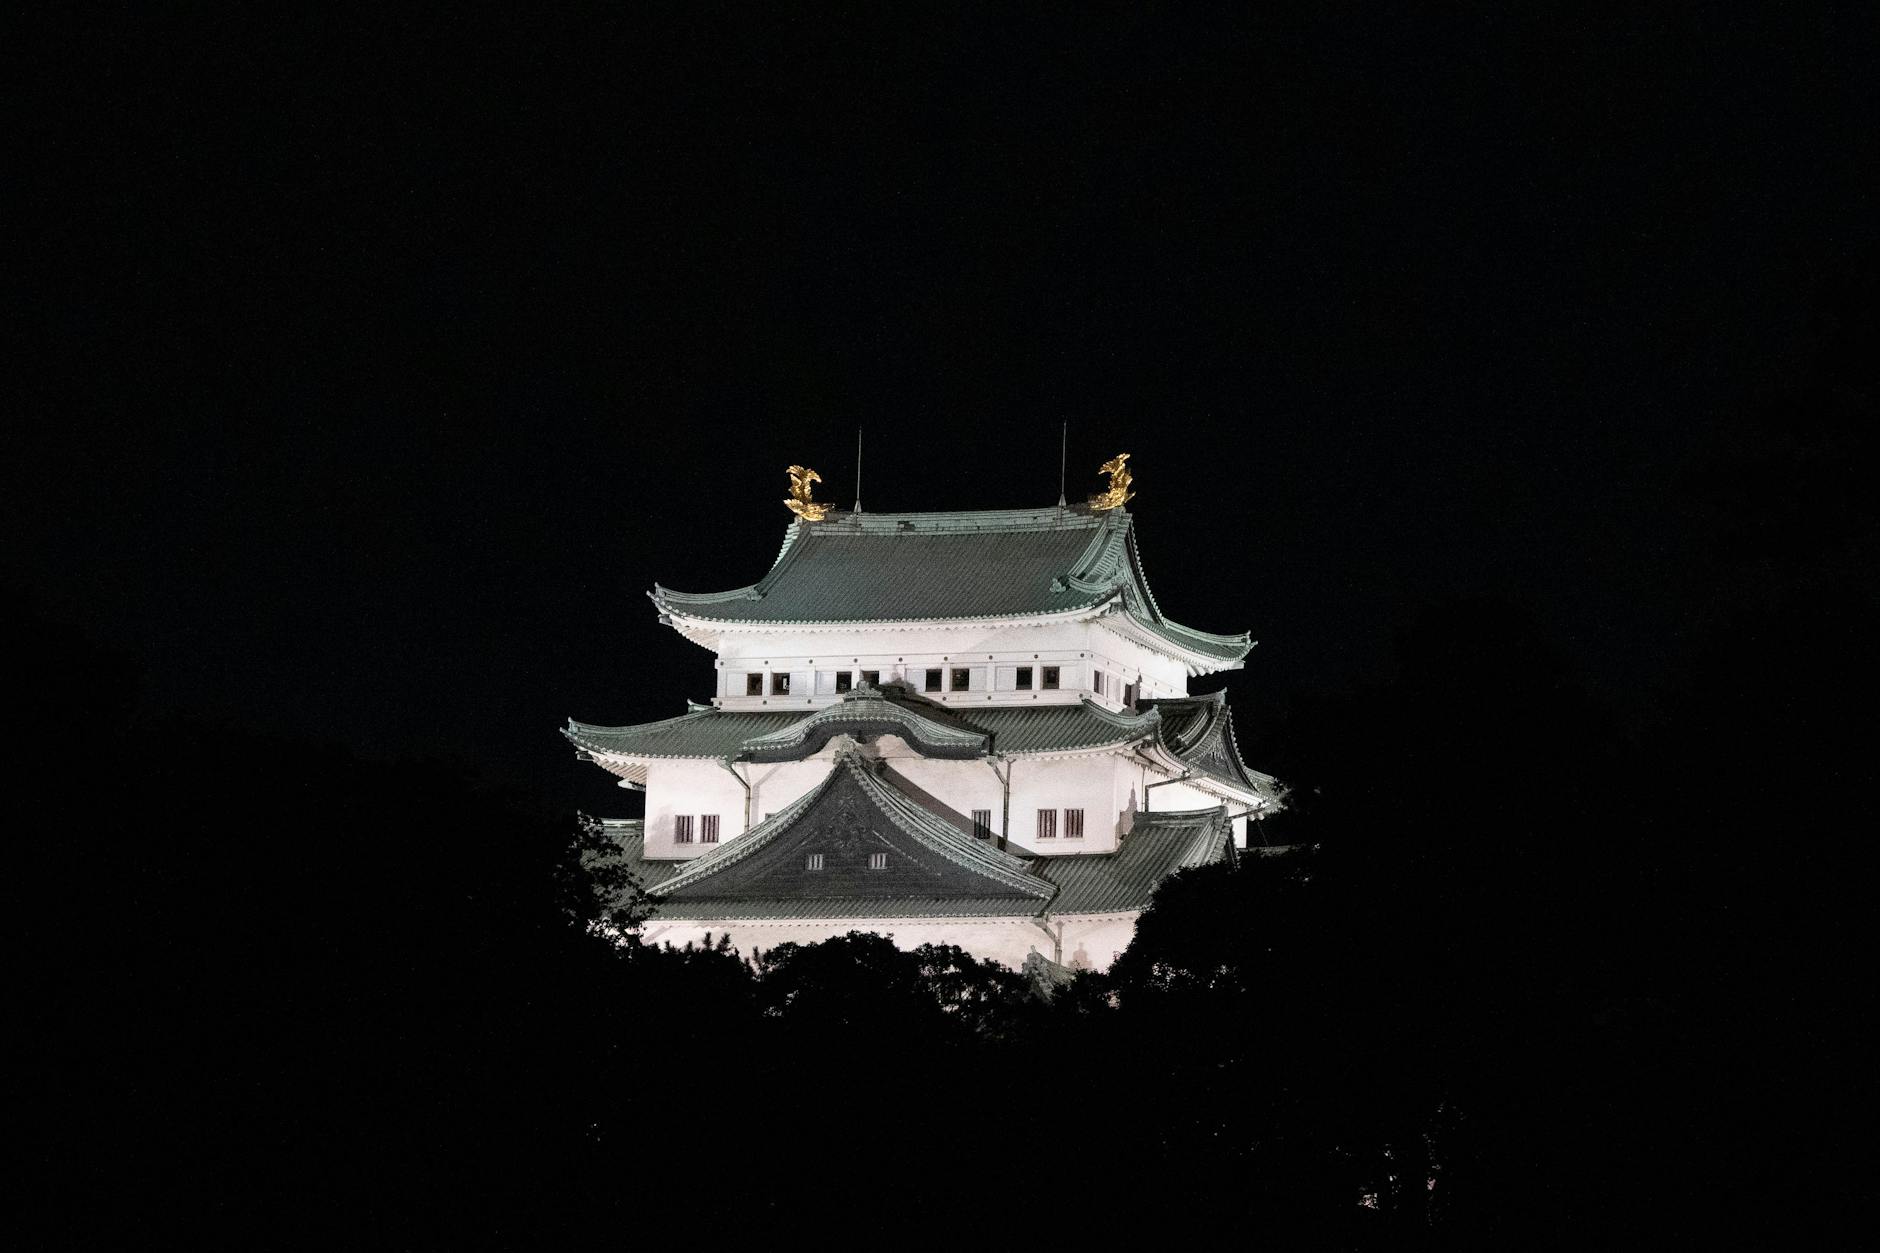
[700,814,720,844]
[835,671,852,694]
[950,668,969,692]
[806,853,824,870]
[745,673,764,696]
[1036,809,1057,839]
[1015,666,1033,690]
[674,815,695,844]
[771,672,791,696]
[972,809,993,840]
[1041,666,1060,690]
[860,670,879,687]
[924,669,942,692]
[868,852,887,870]
[1093,671,1106,696]
[1064,809,1085,839]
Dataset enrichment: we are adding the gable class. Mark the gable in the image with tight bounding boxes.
[654,754,1052,906]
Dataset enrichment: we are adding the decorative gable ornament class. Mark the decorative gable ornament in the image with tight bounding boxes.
[783,464,831,521]
[1088,452,1135,511]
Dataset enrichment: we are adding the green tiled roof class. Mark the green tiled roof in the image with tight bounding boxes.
[597,803,1232,923]
[653,506,1118,623]
[1037,807,1231,915]
[648,504,1252,668]
[564,708,804,760]
[648,895,1048,921]
[1146,691,1276,795]
[565,689,1163,763]
[597,821,1034,918]
[963,700,1160,754]
[597,819,679,888]
[651,749,1053,908]
[738,687,990,761]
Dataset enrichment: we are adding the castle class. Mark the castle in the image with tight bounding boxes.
[564,459,1281,971]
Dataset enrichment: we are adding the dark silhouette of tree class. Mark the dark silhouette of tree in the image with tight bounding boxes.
[557,811,653,933]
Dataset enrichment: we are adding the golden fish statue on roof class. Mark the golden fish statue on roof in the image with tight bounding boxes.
[1089,453,1135,511]
[783,464,832,521]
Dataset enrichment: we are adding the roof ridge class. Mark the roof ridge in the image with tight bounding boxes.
[566,707,721,735]
[1133,803,1229,819]
[650,750,1051,900]
[736,689,991,761]
[1077,697,1163,732]
[805,504,1103,532]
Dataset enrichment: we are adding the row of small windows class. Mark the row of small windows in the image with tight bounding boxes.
[742,666,1068,696]
[923,665,1059,693]
[803,852,890,870]
[746,670,886,696]
[684,812,1082,848]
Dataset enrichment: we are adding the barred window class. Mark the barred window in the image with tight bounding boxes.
[700,814,720,844]
[1015,666,1033,690]
[868,852,887,870]
[835,671,852,694]
[860,670,880,687]
[950,668,969,691]
[972,808,993,840]
[674,815,694,844]
[1041,666,1060,690]
[924,668,943,692]
[806,853,824,870]
[1064,808,1085,839]
[1093,671,1106,696]
[770,672,791,696]
[1036,808,1057,839]
[745,673,764,696]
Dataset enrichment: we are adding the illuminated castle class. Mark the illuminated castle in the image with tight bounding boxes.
[564,458,1281,971]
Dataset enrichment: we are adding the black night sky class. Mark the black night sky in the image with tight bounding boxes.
[14,5,1875,1242]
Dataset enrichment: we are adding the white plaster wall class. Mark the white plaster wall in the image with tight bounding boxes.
[1054,914,1141,973]
[641,759,750,859]
[705,620,1180,712]
[875,752,1003,840]
[1087,623,1191,701]
[646,740,1146,860]
[1001,753,1134,854]
[740,758,830,827]
[637,912,1143,974]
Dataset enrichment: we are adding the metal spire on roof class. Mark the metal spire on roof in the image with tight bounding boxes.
[1057,421,1067,507]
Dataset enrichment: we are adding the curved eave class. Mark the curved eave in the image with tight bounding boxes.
[569,747,649,788]
[1213,708,1281,798]
[737,697,990,762]
[1095,610,1253,676]
[1107,523,1255,673]
[563,715,720,761]
[1134,741,1271,806]
[988,700,1162,759]
[651,593,1122,634]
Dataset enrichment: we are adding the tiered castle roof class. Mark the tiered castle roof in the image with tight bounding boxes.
[567,494,1284,938]
[650,504,1252,671]
[565,683,1278,802]
[598,771,1236,923]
